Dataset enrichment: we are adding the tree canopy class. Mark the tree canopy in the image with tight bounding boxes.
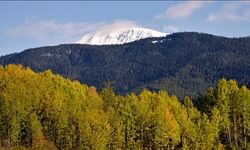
[0,65,249,149]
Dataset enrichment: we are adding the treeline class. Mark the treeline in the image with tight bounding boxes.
[1,32,250,99]
[0,65,249,150]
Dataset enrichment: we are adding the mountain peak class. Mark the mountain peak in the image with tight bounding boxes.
[75,27,168,45]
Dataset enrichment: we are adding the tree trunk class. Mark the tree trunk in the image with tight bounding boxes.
[243,124,247,149]
[125,119,128,150]
[233,116,238,149]
[227,126,232,148]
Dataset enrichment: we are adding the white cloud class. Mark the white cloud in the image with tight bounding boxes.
[207,12,240,22]
[92,20,138,34]
[154,1,208,20]
[5,18,104,42]
[4,18,138,43]
[162,25,179,33]
[222,2,240,12]
[207,2,250,22]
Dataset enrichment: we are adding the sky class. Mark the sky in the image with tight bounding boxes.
[1,1,250,56]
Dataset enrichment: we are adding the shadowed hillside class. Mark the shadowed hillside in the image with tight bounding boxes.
[0,32,250,99]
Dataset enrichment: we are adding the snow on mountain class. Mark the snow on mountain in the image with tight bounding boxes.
[75,27,168,45]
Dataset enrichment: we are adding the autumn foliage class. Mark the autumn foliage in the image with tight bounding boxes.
[0,65,249,149]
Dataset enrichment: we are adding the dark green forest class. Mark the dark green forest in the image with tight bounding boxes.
[0,65,249,150]
[1,32,250,99]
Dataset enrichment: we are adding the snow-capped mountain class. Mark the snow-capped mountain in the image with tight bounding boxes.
[76,27,168,45]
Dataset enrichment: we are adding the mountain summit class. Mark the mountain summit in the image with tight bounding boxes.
[2,32,250,98]
[76,27,168,45]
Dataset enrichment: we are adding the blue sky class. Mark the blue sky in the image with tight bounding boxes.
[1,1,250,56]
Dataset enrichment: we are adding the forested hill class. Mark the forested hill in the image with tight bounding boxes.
[0,32,250,98]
